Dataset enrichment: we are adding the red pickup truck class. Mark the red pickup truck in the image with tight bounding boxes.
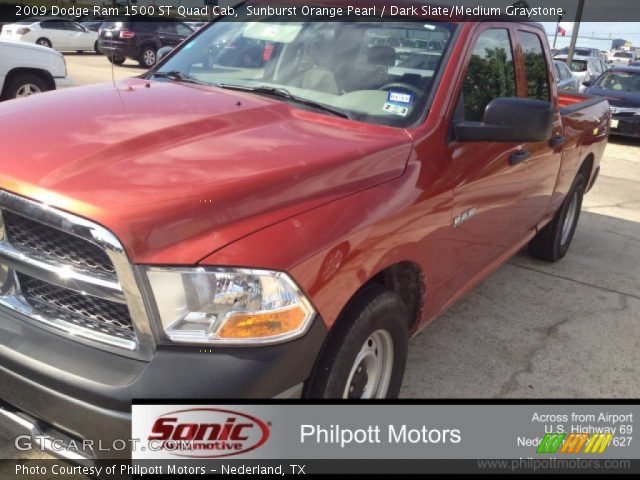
[0,12,608,458]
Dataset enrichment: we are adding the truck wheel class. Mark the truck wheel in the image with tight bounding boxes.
[3,73,49,99]
[305,286,409,399]
[107,55,125,65]
[138,46,157,68]
[529,171,585,262]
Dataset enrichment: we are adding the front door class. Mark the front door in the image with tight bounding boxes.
[444,25,532,287]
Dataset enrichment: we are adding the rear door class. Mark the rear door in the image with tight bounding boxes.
[39,20,69,50]
[64,21,92,50]
[514,27,564,230]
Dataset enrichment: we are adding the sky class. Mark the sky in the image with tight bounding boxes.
[541,22,640,50]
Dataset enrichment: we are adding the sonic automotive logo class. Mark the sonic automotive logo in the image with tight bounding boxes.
[148,408,270,458]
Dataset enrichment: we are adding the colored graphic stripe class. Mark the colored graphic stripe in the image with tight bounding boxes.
[538,433,613,454]
[584,433,613,454]
[537,433,566,453]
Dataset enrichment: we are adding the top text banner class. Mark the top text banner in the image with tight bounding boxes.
[2,0,640,23]
[132,404,638,460]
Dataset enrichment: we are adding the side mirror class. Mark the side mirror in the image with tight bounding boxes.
[454,98,553,143]
[156,46,173,64]
[582,79,592,87]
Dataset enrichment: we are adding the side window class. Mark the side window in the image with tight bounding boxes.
[176,23,193,37]
[462,29,516,122]
[560,64,570,80]
[518,31,550,101]
[553,63,561,81]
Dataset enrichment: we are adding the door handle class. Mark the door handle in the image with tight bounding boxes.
[509,150,530,166]
[550,135,566,148]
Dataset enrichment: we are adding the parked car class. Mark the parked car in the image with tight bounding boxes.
[0,18,99,53]
[553,60,579,91]
[98,18,193,67]
[630,61,640,68]
[554,54,608,89]
[610,50,638,67]
[0,13,609,459]
[555,46,608,63]
[586,67,640,138]
[0,39,72,100]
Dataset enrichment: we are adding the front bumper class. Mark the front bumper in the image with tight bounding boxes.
[610,114,640,138]
[54,77,74,90]
[0,305,326,459]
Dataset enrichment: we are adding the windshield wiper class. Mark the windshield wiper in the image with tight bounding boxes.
[217,84,352,120]
[150,70,206,85]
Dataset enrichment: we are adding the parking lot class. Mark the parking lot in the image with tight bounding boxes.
[0,52,639,460]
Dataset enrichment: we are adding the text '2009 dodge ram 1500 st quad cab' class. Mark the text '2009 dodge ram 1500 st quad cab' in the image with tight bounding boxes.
[0,7,608,459]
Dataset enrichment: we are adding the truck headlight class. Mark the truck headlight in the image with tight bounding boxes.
[145,267,315,345]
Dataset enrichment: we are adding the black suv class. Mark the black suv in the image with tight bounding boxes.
[98,18,193,67]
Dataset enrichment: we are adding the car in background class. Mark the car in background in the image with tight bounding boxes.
[610,50,638,67]
[0,39,72,100]
[0,18,99,53]
[586,67,640,138]
[629,61,640,68]
[98,18,193,67]
[553,60,579,92]
[555,46,608,63]
[185,21,207,30]
[554,54,608,89]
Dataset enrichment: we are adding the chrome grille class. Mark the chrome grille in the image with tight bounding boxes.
[17,273,135,341]
[3,211,116,275]
[0,190,153,358]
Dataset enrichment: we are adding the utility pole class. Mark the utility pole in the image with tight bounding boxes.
[566,0,585,68]
[553,14,563,49]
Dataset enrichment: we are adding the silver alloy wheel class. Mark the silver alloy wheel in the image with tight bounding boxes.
[15,84,42,97]
[143,49,156,66]
[343,329,394,399]
[561,191,578,246]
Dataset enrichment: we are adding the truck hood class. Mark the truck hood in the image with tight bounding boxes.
[0,78,412,264]
[0,39,63,57]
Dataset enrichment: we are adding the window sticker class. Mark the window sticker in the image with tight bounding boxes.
[383,91,413,116]
[388,91,413,105]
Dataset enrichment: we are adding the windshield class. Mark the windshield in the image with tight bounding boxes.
[156,19,455,127]
[594,71,640,92]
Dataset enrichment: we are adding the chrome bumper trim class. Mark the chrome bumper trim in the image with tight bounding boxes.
[0,402,94,461]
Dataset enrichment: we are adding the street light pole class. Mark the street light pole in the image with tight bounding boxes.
[566,0,585,68]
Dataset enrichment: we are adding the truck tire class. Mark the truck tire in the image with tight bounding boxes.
[3,73,49,99]
[305,286,409,399]
[138,45,157,68]
[529,171,585,262]
[107,55,125,65]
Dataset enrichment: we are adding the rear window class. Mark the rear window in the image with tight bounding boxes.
[614,52,633,59]
[518,31,550,101]
[569,60,588,72]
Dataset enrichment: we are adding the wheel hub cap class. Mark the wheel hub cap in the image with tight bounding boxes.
[344,330,394,399]
[16,84,42,97]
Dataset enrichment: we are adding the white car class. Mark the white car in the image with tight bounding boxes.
[0,39,73,100]
[0,18,99,53]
